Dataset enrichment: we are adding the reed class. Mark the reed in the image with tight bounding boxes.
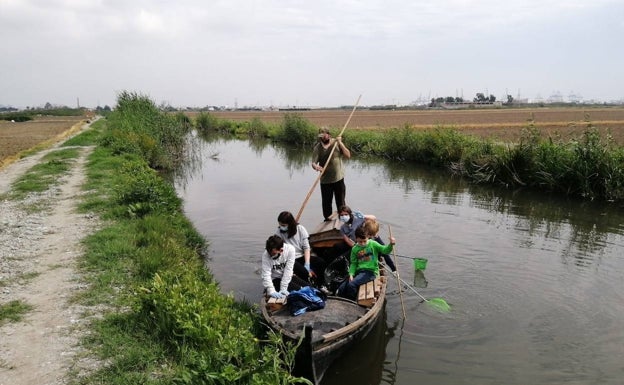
[103,91,190,171]
[208,114,624,202]
[68,97,305,385]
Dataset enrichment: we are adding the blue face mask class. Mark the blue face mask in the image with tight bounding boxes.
[339,215,350,223]
[278,225,288,232]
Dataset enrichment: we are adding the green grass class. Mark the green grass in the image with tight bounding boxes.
[68,91,307,385]
[0,300,34,326]
[9,148,80,200]
[63,119,105,146]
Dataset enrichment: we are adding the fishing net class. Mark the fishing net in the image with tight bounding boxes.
[427,298,451,312]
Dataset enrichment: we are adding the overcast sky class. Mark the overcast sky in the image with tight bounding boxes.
[1,0,623,109]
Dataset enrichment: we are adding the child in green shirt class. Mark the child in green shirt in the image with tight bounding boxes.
[337,226,395,301]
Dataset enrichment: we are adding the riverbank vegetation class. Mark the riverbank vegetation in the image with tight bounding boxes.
[65,93,307,384]
[193,112,624,202]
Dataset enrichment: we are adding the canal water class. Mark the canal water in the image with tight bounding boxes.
[176,137,624,385]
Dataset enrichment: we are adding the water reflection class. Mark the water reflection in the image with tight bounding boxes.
[320,310,393,385]
[176,135,624,266]
[176,136,624,385]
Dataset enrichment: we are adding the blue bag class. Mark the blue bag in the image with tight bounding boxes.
[287,286,327,316]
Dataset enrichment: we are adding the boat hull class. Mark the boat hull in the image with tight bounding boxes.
[261,214,388,384]
[261,281,386,384]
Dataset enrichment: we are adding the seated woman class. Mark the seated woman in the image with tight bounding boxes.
[275,211,327,286]
[261,235,309,299]
[324,205,376,263]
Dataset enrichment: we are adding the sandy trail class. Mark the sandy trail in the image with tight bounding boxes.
[0,121,98,385]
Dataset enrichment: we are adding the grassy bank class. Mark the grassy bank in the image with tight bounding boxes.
[65,93,307,385]
[194,112,624,202]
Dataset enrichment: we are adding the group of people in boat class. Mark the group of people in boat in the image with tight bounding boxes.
[262,126,397,303]
[261,207,397,302]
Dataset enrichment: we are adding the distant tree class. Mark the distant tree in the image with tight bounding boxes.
[44,102,52,109]
[506,94,514,104]
[488,94,496,102]
[95,105,112,113]
[455,97,464,103]
[445,96,455,103]
[474,93,486,102]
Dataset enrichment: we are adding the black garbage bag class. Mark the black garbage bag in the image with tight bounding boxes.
[323,254,349,294]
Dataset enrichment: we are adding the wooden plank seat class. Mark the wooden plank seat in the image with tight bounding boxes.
[357,277,383,307]
[267,296,287,311]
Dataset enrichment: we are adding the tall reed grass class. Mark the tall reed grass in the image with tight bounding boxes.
[103,91,190,171]
[197,113,624,202]
[71,93,307,384]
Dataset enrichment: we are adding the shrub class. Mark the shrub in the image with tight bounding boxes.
[139,271,305,384]
[195,112,220,132]
[106,91,188,170]
[114,160,181,218]
[249,117,269,137]
[280,113,316,145]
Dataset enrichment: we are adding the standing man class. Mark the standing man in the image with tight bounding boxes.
[311,127,351,222]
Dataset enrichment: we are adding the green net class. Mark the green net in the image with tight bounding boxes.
[413,257,428,271]
[426,298,451,312]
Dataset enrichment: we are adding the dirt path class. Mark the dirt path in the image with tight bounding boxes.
[0,122,99,385]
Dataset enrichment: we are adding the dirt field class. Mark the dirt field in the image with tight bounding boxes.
[3,108,624,168]
[208,107,624,144]
[0,116,88,168]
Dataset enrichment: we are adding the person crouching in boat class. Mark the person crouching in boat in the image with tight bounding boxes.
[324,204,376,263]
[337,226,396,301]
[262,235,310,299]
[275,211,327,286]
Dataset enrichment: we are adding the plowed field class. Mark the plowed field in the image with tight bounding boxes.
[0,116,87,167]
[3,108,624,168]
[208,107,624,144]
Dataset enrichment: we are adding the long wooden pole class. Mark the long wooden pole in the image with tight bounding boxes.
[295,94,362,222]
[388,224,407,320]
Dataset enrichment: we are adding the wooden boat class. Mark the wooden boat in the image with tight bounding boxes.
[261,213,387,384]
[308,212,343,249]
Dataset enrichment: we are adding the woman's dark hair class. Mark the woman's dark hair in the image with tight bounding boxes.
[266,235,284,253]
[338,205,352,215]
[277,211,298,238]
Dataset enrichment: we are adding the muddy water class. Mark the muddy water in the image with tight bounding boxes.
[176,138,624,385]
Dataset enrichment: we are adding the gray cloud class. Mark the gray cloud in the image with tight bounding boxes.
[1,0,622,108]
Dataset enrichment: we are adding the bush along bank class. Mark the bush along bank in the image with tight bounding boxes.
[72,93,309,385]
[194,113,624,202]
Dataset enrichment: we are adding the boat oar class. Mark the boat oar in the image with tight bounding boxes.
[381,261,451,313]
[295,95,362,222]
[388,225,406,320]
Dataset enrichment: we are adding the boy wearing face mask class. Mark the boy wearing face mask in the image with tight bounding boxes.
[261,235,310,299]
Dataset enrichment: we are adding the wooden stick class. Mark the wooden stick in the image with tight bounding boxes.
[295,95,362,222]
[388,224,407,320]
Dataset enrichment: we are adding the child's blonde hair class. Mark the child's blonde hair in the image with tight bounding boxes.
[362,218,380,238]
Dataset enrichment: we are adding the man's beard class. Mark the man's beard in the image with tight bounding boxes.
[321,138,330,144]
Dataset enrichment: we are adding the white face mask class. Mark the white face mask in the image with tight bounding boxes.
[339,215,350,223]
[278,225,288,232]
